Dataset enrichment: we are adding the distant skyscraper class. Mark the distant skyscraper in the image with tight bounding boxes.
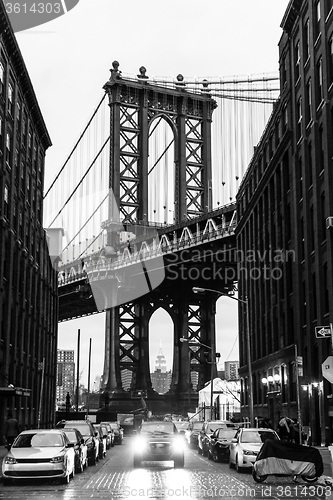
[151,344,171,394]
[56,350,75,404]
[224,361,239,381]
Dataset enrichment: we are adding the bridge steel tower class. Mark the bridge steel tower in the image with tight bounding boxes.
[101,62,219,413]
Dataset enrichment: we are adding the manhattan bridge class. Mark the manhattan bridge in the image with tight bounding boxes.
[44,61,279,413]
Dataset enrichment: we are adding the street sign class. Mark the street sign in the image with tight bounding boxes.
[322,356,333,383]
[315,326,331,339]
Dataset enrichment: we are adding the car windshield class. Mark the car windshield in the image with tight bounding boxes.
[207,423,229,433]
[191,422,203,430]
[217,429,237,439]
[64,423,90,437]
[241,430,277,443]
[14,433,64,448]
[140,423,176,435]
[63,430,77,443]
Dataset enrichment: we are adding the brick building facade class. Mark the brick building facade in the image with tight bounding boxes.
[0,3,57,439]
[236,0,333,445]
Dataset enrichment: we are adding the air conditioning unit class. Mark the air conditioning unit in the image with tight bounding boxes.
[326,217,333,229]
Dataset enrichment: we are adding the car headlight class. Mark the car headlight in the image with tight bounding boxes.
[50,455,65,463]
[242,449,255,456]
[4,456,17,464]
[172,436,185,451]
[132,436,147,451]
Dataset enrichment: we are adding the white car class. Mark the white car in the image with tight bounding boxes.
[2,429,76,485]
[229,427,279,472]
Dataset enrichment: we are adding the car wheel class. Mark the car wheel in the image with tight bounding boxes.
[235,454,243,473]
[133,455,141,468]
[89,454,96,466]
[174,456,184,468]
[252,469,268,483]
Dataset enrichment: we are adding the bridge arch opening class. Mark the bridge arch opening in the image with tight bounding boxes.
[149,307,173,394]
[148,116,176,224]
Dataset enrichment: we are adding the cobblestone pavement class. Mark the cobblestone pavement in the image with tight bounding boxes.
[0,438,332,499]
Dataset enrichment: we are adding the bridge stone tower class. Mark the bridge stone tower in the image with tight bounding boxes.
[101,62,220,413]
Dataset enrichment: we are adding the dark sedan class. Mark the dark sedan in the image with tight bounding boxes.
[208,427,237,462]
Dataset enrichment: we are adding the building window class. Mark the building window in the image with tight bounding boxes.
[7,82,14,116]
[316,57,323,105]
[0,61,4,96]
[325,0,333,16]
[0,115,3,153]
[308,141,313,186]
[321,192,326,241]
[282,105,288,134]
[298,155,303,199]
[281,56,287,87]
[295,41,301,81]
[6,131,11,167]
[16,100,21,131]
[4,184,9,218]
[319,125,324,173]
[306,79,312,123]
[304,20,310,61]
[315,0,321,38]
[329,36,333,84]
[297,96,302,138]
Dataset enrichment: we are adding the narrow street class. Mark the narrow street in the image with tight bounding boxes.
[0,437,331,499]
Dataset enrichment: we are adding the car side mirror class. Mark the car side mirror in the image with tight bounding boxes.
[67,442,74,447]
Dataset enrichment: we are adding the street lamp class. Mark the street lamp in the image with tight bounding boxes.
[192,286,254,427]
[180,337,221,420]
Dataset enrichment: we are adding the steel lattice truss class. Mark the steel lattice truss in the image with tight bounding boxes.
[104,67,216,225]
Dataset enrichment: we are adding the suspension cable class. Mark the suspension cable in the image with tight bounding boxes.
[43,93,107,199]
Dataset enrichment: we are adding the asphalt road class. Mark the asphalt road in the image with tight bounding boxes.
[0,437,332,499]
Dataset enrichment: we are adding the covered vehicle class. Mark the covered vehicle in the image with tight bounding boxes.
[229,427,280,472]
[2,429,75,485]
[253,439,324,483]
[132,421,185,468]
[208,427,238,462]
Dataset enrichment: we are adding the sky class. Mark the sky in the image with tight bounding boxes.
[14,0,290,388]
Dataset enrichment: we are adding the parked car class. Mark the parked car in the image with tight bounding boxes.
[94,424,107,458]
[173,420,189,435]
[100,421,115,447]
[56,419,99,465]
[2,429,75,485]
[207,427,238,462]
[185,421,204,448]
[109,422,123,444]
[132,421,185,468]
[61,427,88,473]
[229,427,280,472]
[198,420,237,456]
